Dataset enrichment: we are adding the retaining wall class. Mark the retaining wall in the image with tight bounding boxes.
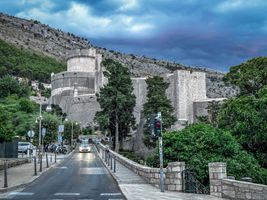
[209,162,267,200]
[98,144,185,191]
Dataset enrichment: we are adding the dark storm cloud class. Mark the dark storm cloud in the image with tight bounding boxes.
[0,0,267,71]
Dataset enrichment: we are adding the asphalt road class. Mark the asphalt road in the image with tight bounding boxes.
[8,146,125,200]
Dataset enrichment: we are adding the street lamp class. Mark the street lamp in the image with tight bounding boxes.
[35,102,52,155]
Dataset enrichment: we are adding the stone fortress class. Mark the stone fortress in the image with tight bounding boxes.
[51,48,224,130]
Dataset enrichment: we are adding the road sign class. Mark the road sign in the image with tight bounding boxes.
[41,128,46,136]
[58,133,62,143]
[27,130,35,138]
[58,124,64,133]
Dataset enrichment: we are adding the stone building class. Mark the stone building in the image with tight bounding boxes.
[51,48,224,129]
[51,49,106,127]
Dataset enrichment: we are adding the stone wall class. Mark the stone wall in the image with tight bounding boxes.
[209,162,267,200]
[67,49,102,72]
[132,78,147,125]
[98,144,185,191]
[67,95,100,126]
[193,98,225,122]
[51,48,225,131]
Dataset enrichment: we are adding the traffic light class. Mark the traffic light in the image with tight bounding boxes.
[154,118,162,137]
[148,112,162,137]
[149,114,156,137]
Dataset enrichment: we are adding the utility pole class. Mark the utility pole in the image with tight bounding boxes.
[157,112,164,192]
[71,121,74,148]
[153,112,164,192]
[38,103,42,154]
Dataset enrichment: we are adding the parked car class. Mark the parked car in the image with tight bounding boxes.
[18,142,36,154]
[79,143,91,153]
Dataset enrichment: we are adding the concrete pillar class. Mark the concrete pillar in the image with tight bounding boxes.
[208,162,227,198]
[165,162,185,191]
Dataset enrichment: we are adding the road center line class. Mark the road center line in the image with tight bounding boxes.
[108,199,124,200]
[100,193,122,196]
[54,193,80,196]
[8,192,34,196]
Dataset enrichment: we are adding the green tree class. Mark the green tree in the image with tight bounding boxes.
[0,39,66,83]
[0,76,30,99]
[0,106,15,142]
[19,98,34,113]
[143,76,176,147]
[63,120,80,144]
[95,59,136,152]
[34,113,60,145]
[147,123,267,185]
[0,76,21,98]
[224,57,267,95]
[217,94,267,167]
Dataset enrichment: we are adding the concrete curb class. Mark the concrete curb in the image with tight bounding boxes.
[0,151,75,193]
[0,159,28,171]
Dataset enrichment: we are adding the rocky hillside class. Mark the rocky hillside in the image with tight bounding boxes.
[0,12,237,98]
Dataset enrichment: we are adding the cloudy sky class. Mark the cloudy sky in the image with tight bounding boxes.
[1,0,267,71]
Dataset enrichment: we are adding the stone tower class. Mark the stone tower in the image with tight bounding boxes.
[51,48,224,132]
[51,48,106,127]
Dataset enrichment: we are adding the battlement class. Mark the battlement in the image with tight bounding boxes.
[66,48,98,61]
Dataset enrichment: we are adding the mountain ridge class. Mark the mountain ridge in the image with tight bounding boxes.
[0,12,237,98]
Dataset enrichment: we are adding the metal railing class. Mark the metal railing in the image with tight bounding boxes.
[182,168,209,194]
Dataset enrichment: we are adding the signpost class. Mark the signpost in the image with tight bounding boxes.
[27,130,35,143]
[41,128,46,136]
[157,112,164,192]
[58,124,64,145]
[149,112,164,192]
[58,125,64,133]
[27,130,35,138]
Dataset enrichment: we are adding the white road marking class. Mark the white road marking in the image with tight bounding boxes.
[55,166,67,169]
[54,193,80,196]
[77,199,94,200]
[49,199,63,200]
[100,193,122,196]
[8,192,34,196]
[108,199,124,200]
[79,167,106,174]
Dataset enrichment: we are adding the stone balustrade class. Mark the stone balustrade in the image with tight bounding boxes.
[98,144,185,191]
[209,162,267,200]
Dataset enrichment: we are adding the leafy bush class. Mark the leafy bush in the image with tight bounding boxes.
[0,76,30,99]
[147,123,267,185]
[217,95,267,167]
[0,39,66,83]
[19,98,34,113]
[0,106,15,142]
[119,149,145,164]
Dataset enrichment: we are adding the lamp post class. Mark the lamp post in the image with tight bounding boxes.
[36,103,52,155]
[38,103,42,150]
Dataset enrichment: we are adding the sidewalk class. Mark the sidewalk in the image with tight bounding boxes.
[0,152,72,193]
[100,154,224,200]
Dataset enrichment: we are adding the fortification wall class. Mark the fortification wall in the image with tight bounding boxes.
[168,70,206,124]
[51,71,96,97]
[66,49,102,72]
[67,95,100,126]
[193,98,225,122]
[132,78,147,125]
[51,48,218,131]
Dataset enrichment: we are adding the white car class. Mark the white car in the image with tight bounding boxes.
[18,142,36,154]
[79,143,91,153]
